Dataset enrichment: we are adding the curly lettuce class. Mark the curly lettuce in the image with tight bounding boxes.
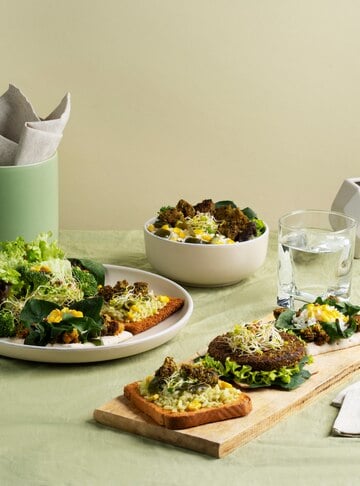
[196,353,312,390]
[0,232,64,287]
[0,233,103,328]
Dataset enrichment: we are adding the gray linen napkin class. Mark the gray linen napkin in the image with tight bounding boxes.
[0,84,70,166]
[332,388,360,437]
[331,380,360,408]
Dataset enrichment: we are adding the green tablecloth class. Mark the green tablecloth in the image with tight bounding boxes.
[1,230,360,486]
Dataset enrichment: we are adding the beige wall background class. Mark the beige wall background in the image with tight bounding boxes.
[2,0,360,232]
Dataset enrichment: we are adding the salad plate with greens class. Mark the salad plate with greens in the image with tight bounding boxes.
[0,233,193,363]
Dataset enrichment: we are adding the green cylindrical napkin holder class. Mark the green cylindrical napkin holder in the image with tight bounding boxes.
[0,152,59,242]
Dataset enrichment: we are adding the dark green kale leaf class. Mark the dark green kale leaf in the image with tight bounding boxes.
[69,296,103,324]
[20,296,104,347]
[20,299,60,328]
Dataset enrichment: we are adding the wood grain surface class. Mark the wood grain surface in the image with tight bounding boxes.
[93,342,360,458]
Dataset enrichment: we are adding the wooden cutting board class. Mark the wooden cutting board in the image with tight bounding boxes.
[93,341,360,458]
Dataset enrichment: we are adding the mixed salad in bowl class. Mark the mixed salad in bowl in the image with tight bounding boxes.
[147,199,266,245]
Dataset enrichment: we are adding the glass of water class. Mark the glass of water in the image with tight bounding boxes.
[277,209,357,309]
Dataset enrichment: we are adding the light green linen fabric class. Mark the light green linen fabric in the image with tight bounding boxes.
[1,230,360,486]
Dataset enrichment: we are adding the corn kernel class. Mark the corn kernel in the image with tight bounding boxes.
[173,227,185,238]
[148,394,159,402]
[187,399,202,411]
[46,309,63,324]
[30,264,51,273]
[219,380,233,389]
[46,307,83,323]
[67,309,83,318]
[158,295,170,304]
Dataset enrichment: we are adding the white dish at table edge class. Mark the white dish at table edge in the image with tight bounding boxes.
[0,265,193,364]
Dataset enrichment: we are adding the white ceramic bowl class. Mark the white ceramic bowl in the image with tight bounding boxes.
[143,218,269,287]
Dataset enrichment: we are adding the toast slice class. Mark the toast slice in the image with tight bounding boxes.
[123,297,184,335]
[123,381,252,429]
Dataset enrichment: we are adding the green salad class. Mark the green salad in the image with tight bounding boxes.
[275,296,360,345]
[0,232,108,346]
[148,199,266,245]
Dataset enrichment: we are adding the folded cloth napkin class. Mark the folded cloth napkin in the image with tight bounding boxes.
[331,380,360,407]
[0,84,70,166]
[332,388,360,437]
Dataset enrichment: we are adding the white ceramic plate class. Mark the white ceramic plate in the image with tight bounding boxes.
[0,265,193,363]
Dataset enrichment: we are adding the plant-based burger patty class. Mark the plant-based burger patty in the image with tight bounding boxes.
[207,331,306,371]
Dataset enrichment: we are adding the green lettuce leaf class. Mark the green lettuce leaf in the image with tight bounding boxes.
[196,354,312,390]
